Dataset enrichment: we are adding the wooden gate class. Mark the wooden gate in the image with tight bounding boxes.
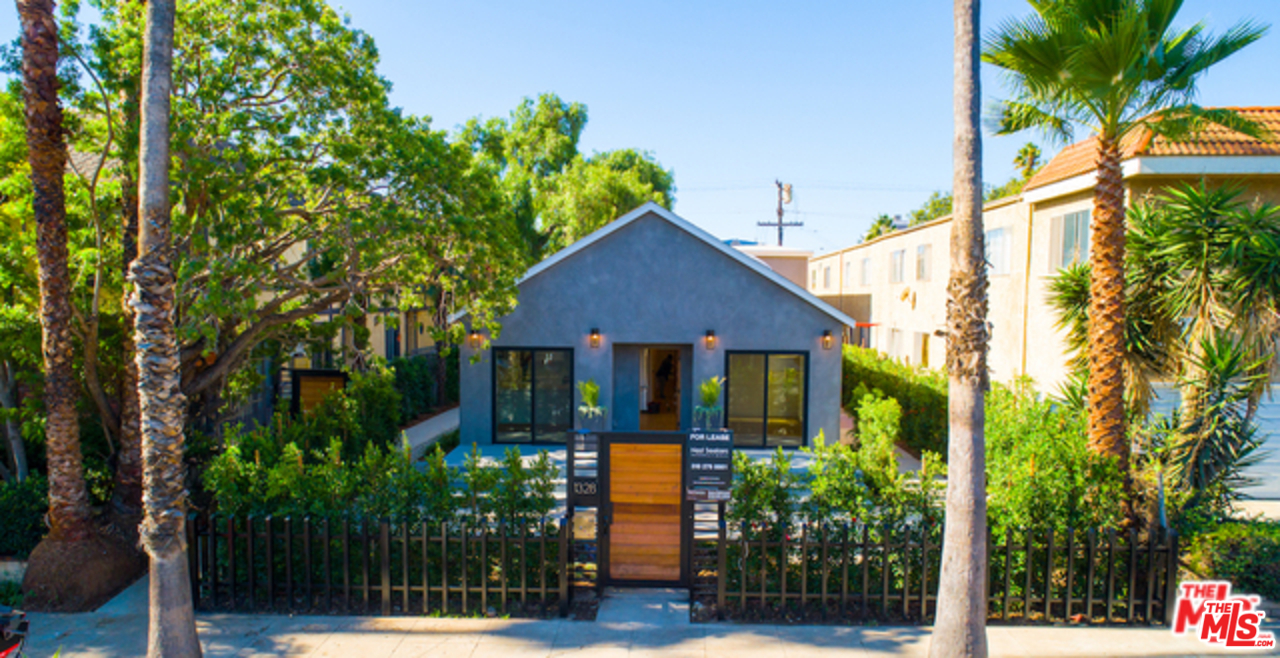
[601,433,689,586]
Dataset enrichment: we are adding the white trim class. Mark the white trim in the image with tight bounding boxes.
[1023,155,1280,203]
[450,202,857,327]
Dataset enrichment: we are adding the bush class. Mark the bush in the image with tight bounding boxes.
[985,379,1125,535]
[390,355,435,420]
[0,475,46,558]
[0,580,20,607]
[1185,520,1280,601]
[841,345,948,457]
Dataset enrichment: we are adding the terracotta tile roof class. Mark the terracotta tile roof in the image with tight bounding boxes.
[1023,107,1280,191]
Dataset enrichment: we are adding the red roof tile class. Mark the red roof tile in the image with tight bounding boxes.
[1023,107,1280,191]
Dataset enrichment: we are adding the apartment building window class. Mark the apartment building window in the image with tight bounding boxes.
[890,250,905,283]
[861,257,870,286]
[986,227,1009,275]
[844,261,852,289]
[916,244,932,281]
[823,266,831,289]
[811,269,817,290]
[1051,210,1091,269]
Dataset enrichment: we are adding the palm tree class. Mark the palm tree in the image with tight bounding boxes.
[16,0,94,541]
[930,0,988,656]
[984,0,1268,473]
[131,0,201,654]
[1013,143,1041,181]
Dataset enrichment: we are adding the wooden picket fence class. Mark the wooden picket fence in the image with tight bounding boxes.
[699,521,1180,625]
[186,512,571,616]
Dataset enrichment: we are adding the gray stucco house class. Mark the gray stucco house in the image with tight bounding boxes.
[457,202,855,450]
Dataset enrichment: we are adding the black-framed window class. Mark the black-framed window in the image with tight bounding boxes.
[493,348,573,444]
[725,351,808,448]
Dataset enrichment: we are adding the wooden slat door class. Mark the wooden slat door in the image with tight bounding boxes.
[607,442,684,583]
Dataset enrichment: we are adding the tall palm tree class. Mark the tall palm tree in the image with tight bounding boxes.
[984,0,1268,473]
[1013,143,1041,181]
[131,0,201,654]
[16,0,94,541]
[863,214,898,242]
[930,0,988,656]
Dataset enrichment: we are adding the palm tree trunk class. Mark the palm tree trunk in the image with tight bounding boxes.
[930,1,988,656]
[113,172,143,516]
[132,0,201,654]
[1086,136,1128,471]
[17,0,94,541]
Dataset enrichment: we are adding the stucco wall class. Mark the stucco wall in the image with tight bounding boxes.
[459,211,846,447]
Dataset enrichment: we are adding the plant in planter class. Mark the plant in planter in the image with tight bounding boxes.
[694,376,726,430]
[577,379,606,432]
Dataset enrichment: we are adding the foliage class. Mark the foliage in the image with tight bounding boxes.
[861,214,898,242]
[694,376,724,429]
[1185,520,1280,601]
[576,379,603,419]
[432,428,461,456]
[463,93,675,262]
[984,0,1268,147]
[214,366,402,469]
[909,191,952,227]
[726,447,800,531]
[63,0,524,421]
[457,443,558,529]
[0,474,46,557]
[390,355,435,420]
[1133,335,1267,532]
[984,379,1125,535]
[841,345,948,458]
[0,579,20,607]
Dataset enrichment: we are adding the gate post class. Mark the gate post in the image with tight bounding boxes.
[559,511,572,617]
[717,502,727,619]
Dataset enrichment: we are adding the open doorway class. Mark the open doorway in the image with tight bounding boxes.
[640,347,681,431]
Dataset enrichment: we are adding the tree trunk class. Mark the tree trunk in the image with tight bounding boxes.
[930,1,988,656]
[132,0,202,654]
[17,0,94,541]
[1086,137,1128,471]
[1,359,28,482]
[113,171,143,515]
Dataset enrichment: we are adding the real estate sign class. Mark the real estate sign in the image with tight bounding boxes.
[686,430,733,501]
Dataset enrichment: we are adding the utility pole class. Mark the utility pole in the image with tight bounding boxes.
[759,180,802,246]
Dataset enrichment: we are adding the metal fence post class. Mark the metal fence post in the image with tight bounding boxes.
[186,511,200,609]
[558,512,571,617]
[380,519,392,615]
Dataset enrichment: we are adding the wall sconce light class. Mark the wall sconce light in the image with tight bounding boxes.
[704,330,716,350]
[822,329,833,350]
[589,328,601,349]
[468,329,482,349]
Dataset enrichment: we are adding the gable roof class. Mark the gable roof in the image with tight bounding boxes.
[454,202,856,327]
[1024,107,1280,191]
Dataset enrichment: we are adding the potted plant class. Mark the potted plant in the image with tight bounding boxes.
[577,379,606,433]
[694,376,725,430]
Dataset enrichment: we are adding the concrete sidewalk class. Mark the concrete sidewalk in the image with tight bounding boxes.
[23,578,1277,657]
[401,406,459,460]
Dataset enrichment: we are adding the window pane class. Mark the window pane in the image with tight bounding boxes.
[766,354,805,447]
[727,353,766,447]
[533,350,572,443]
[861,258,870,286]
[495,350,532,443]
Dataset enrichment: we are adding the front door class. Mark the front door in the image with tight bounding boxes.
[603,435,686,585]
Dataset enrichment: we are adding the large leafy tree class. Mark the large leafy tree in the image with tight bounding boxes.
[463,93,675,262]
[984,0,1268,474]
[930,0,988,655]
[80,0,521,422]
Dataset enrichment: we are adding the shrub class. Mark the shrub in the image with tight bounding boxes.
[985,379,1124,536]
[1185,520,1280,601]
[0,580,20,607]
[0,475,46,558]
[390,355,434,420]
[841,345,948,457]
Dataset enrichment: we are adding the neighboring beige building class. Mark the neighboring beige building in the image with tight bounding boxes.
[811,107,1280,391]
[733,244,813,288]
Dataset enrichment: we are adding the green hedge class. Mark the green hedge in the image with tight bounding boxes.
[390,355,435,420]
[0,475,47,558]
[841,345,948,457]
[1185,520,1280,601]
